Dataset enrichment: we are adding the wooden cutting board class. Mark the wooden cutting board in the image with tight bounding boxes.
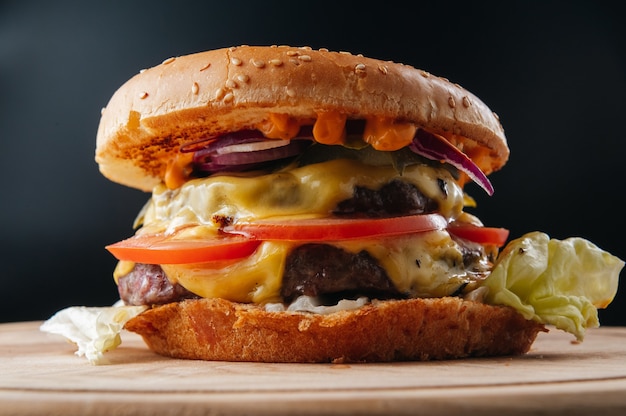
[1,321,625,415]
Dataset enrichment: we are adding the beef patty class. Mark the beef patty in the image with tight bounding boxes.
[117,180,454,306]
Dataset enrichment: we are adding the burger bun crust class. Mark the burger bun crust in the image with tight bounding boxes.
[124,297,546,362]
[96,45,509,192]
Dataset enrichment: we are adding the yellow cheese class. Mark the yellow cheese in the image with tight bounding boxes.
[135,158,477,302]
[142,158,464,236]
[160,230,483,304]
[113,260,135,285]
[162,242,289,304]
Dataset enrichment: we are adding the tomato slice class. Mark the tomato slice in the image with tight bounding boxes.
[447,223,509,247]
[106,233,262,264]
[106,215,506,265]
[224,213,448,241]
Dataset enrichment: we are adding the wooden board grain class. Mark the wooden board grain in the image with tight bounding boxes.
[1,321,625,415]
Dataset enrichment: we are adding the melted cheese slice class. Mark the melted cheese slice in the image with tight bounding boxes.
[137,158,473,303]
[143,158,463,234]
[161,231,475,304]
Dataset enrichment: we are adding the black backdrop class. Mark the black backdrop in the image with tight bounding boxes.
[1,0,624,326]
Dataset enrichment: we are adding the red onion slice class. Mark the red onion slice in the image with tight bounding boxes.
[186,129,313,173]
[180,130,266,154]
[211,139,311,165]
[409,129,494,195]
[217,139,291,155]
[181,127,494,195]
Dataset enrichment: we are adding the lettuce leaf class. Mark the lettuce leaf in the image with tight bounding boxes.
[480,231,623,340]
[40,304,147,364]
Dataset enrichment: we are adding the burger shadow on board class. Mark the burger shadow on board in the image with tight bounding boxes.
[0,1,624,331]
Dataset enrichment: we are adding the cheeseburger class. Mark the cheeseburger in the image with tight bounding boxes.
[42,45,623,364]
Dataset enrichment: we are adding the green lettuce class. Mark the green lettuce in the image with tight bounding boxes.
[480,231,623,341]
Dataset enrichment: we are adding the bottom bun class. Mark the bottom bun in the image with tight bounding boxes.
[124,297,547,363]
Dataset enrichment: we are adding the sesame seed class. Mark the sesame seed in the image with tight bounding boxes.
[225,79,238,89]
[192,82,199,95]
[462,96,471,108]
[215,87,226,100]
[319,48,329,52]
[100,107,106,115]
[199,62,211,71]
[298,54,312,62]
[300,46,312,50]
[139,92,149,99]
[448,97,456,108]
[223,92,234,102]
[230,57,242,66]
[377,65,388,75]
[354,63,367,75]
[162,57,176,65]
[251,59,265,68]
[139,68,147,73]
[236,74,250,83]
[286,50,299,56]
[286,87,296,97]
[270,59,283,66]
[288,58,299,65]
[420,70,430,78]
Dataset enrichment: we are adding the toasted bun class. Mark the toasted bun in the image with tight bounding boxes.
[124,297,546,362]
[96,45,509,192]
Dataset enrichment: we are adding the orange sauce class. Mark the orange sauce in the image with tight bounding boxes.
[164,152,194,189]
[256,113,301,140]
[312,111,347,145]
[363,117,417,151]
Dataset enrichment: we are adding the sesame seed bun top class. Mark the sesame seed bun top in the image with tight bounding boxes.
[95,45,509,192]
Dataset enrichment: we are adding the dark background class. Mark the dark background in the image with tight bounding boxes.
[1,1,624,325]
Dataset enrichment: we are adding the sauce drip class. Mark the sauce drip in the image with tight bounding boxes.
[312,111,347,145]
[363,117,417,151]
